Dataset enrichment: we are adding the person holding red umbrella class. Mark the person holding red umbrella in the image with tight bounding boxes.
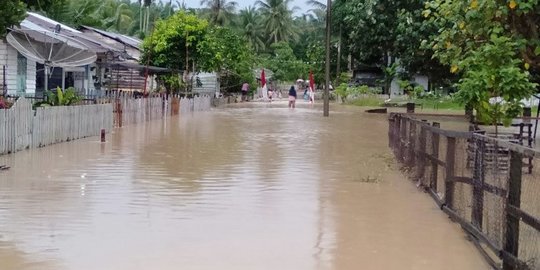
[309,71,315,104]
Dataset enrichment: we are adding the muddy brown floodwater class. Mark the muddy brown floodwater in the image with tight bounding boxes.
[0,102,490,270]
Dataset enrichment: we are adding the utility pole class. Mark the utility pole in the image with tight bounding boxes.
[324,0,331,117]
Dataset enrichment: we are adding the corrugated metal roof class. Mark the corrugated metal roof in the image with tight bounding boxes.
[22,13,117,53]
[80,26,141,50]
[26,12,81,33]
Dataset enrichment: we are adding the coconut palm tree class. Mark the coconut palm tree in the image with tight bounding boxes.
[200,0,238,26]
[256,0,298,44]
[68,0,105,28]
[306,0,326,10]
[101,1,134,33]
[237,6,265,52]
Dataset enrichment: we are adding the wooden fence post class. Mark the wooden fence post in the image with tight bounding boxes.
[445,136,456,209]
[430,122,441,191]
[471,137,485,228]
[394,114,402,157]
[408,120,417,167]
[417,122,427,182]
[399,116,408,162]
[503,150,523,270]
[388,113,396,149]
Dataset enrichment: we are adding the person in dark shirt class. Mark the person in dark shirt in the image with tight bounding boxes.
[288,86,297,109]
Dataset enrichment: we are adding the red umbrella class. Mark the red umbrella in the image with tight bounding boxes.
[261,69,266,88]
[309,70,315,91]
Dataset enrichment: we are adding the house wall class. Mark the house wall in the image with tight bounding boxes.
[413,75,429,91]
[0,39,37,96]
[192,72,219,96]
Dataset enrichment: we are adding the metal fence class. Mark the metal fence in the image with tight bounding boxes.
[388,113,540,270]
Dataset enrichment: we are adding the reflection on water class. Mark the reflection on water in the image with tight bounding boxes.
[0,102,488,269]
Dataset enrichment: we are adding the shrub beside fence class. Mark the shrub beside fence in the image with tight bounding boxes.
[389,113,540,270]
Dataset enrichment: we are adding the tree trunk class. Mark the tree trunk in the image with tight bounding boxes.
[145,6,150,33]
[336,26,342,77]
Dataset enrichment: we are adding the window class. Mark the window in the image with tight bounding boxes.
[16,52,27,94]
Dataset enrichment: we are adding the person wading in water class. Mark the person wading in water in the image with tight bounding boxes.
[288,86,297,109]
[241,82,249,102]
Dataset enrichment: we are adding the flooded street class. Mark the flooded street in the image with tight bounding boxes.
[0,102,488,270]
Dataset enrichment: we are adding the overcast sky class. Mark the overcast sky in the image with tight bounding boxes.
[180,0,321,15]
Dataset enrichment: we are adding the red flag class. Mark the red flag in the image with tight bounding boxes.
[309,70,314,91]
[261,69,266,87]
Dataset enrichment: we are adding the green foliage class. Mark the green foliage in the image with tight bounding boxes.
[201,0,237,26]
[141,11,208,70]
[235,7,265,52]
[398,80,425,99]
[256,0,298,44]
[455,36,536,125]
[197,26,255,92]
[349,96,384,107]
[34,87,82,108]
[23,0,70,21]
[335,83,381,104]
[415,97,463,110]
[425,0,538,126]
[0,0,26,37]
[336,72,351,86]
[197,26,252,74]
[335,83,348,103]
[332,0,456,88]
[305,41,325,84]
[380,63,398,94]
[263,42,308,81]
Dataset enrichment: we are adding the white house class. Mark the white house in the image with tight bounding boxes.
[0,39,36,95]
[0,12,161,98]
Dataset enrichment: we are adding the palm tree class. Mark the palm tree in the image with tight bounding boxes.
[237,7,265,52]
[256,0,298,44]
[68,0,106,28]
[200,0,238,26]
[101,1,134,33]
[306,0,326,10]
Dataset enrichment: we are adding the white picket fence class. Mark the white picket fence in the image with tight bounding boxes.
[114,97,165,127]
[0,97,113,155]
[179,96,212,114]
[114,95,212,127]
[0,95,213,155]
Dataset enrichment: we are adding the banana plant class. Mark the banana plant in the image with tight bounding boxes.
[34,87,82,109]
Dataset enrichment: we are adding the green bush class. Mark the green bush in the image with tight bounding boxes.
[34,87,82,109]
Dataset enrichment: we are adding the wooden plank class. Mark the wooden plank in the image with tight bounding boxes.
[430,123,441,191]
[507,205,540,232]
[503,151,523,270]
[472,139,485,229]
[445,136,456,209]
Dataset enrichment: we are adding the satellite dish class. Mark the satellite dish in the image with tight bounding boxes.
[7,29,96,67]
[6,29,96,91]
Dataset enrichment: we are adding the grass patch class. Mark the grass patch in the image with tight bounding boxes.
[349,96,385,107]
[415,99,463,110]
